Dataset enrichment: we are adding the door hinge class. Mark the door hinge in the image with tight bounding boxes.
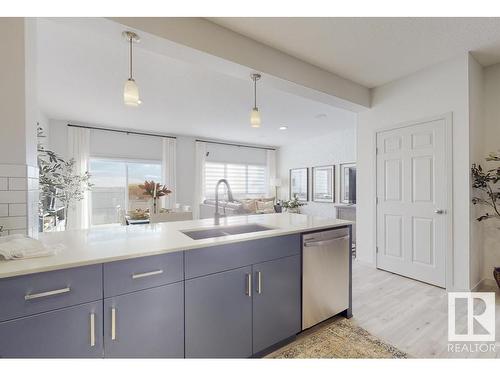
[376,246,379,254]
[376,147,378,154]
[376,197,379,204]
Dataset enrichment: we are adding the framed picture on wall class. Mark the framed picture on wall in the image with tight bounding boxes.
[340,162,357,204]
[289,168,309,201]
[312,165,335,203]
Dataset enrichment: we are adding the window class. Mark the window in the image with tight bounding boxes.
[90,158,161,225]
[204,161,267,199]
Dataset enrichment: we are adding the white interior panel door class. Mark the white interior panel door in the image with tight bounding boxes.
[376,119,448,287]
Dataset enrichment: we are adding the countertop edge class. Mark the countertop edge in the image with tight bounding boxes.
[0,220,352,279]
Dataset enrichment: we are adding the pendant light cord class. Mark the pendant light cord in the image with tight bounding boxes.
[129,37,133,80]
[254,76,257,109]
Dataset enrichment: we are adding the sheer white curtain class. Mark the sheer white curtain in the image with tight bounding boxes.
[266,149,277,197]
[161,138,176,209]
[67,126,91,230]
[193,141,207,219]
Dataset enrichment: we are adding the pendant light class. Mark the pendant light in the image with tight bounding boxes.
[122,31,141,107]
[250,73,262,128]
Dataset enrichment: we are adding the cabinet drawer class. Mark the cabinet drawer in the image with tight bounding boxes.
[0,301,103,358]
[185,234,300,279]
[0,264,103,322]
[104,252,183,297]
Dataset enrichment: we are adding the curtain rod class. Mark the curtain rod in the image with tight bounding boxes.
[195,139,276,151]
[67,124,176,139]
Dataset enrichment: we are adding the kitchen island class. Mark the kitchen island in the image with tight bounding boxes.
[0,213,352,358]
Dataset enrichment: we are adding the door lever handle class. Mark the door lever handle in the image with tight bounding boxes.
[434,209,445,214]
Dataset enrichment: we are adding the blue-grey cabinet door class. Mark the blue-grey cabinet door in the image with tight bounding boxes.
[252,255,301,354]
[0,301,103,358]
[103,282,184,358]
[185,266,253,358]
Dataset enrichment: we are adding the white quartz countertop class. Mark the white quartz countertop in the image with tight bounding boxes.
[0,213,352,279]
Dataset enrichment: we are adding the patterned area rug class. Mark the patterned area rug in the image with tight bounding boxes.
[267,316,408,359]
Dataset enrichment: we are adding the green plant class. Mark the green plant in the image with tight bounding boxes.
[37,127,93,229]
[282,194,307,210]
[471,151,500,221]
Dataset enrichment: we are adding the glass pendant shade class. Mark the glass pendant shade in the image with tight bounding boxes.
[124,78,140,107]
[250,107,261,128]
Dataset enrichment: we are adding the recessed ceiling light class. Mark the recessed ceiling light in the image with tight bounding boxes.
[279,126,288,130]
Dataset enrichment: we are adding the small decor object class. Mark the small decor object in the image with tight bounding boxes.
[129,209,149,220]
[494,267,500,289]
[340,162,357,204]
[312,165,335,203]
[290,168,309,202]
[282,194,307,214]
[471,151,500,288]
[138,180,172,215]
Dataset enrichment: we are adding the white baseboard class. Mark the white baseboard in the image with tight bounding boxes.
[472,278,498,292]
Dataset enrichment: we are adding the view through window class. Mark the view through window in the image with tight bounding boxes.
[90,158,162,225]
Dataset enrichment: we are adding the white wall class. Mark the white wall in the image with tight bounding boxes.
[481,62,500,282]
[357,56,471,291]
[468,54,485,289]
[278,126,356,218]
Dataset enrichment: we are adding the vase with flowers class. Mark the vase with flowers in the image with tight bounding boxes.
[282,194,307,214]
[138,180,172,215]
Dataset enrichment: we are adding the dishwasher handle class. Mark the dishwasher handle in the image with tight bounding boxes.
[303,235,349,247]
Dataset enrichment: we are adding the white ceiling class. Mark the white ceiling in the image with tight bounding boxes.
[36,18,356,148]
[209,17,500,88]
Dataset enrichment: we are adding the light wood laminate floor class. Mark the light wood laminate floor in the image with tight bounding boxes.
[351,261,500,358]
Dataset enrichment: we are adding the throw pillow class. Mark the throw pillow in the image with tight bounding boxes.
[241,199,257,213]
[256,200,275,214]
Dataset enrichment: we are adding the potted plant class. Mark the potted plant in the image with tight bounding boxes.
[38,127,93,230]
[282,194,307,214]
[138,180,172,214]
[471,151,500,288]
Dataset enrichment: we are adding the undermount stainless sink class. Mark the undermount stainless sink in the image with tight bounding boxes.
[182,224,274,240]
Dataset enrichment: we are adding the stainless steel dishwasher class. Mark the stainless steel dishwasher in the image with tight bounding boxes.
[302,227,350,330]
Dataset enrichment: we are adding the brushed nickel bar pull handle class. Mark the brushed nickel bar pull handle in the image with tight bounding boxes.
[24,287,71,301]
[111,307,116,341]
[90,313,95,347]
[131,269,163,279]
[256,271,262,294]
[246,273,252,297]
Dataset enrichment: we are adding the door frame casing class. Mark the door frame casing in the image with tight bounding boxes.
[373,113,453,290]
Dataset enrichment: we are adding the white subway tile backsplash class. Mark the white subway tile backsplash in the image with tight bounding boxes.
[9,203,26,216]
[8,177,27,191]
[0,191,26,204]
[0,216,27,230]
[0,164,27,178]
[0,178,7,190]
[0,204,7,217]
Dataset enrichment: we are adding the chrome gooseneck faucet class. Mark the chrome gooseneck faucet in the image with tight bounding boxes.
[214,179,234,225]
